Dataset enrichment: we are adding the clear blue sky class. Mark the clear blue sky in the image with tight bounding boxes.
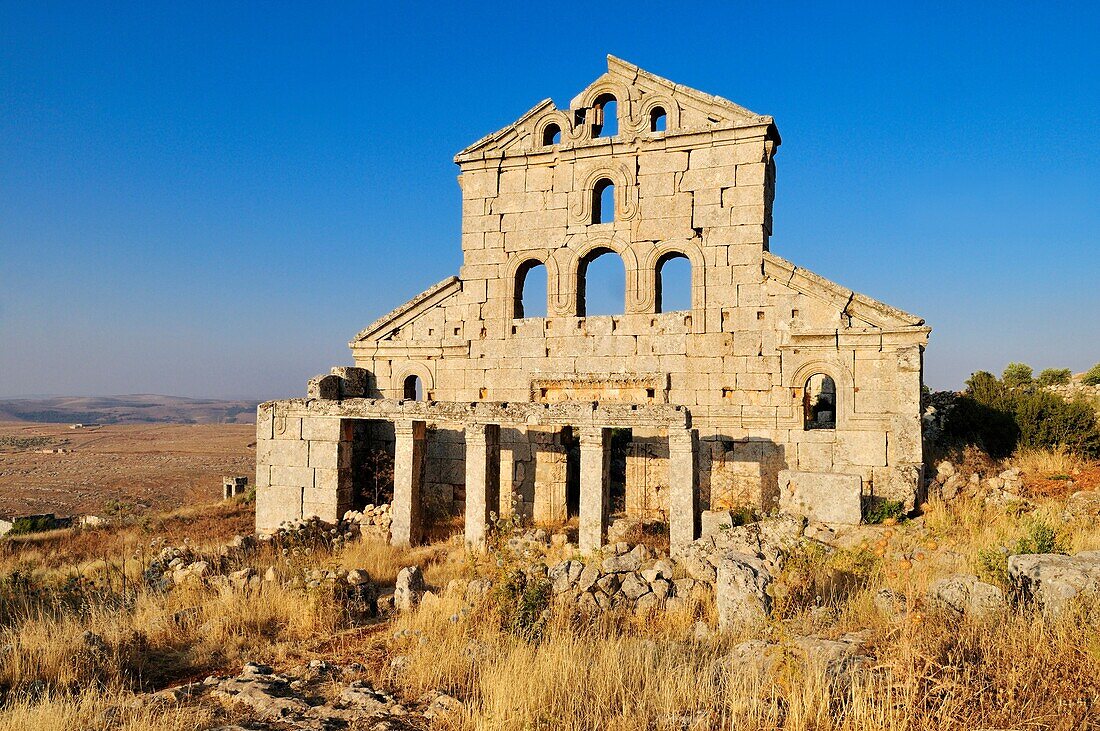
[1,2,1097,399]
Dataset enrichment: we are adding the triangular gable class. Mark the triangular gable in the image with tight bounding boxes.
[763,252,925,329]
[456,56,775,160]
[349,276,461,346]
[595,55,771,127]
[454,99,555,159]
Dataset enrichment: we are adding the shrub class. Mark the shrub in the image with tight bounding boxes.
[863,497,905,524]
[491,569,551,642]
[940,371,1100,459]
[1084,362,1100,386]
[1036,368,1072,387]
[976,518,1067,587]
[1002,362,1034,388]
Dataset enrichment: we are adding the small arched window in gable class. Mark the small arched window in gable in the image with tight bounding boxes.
[592,178,615,224]
[403,374,424,401]
[650,107,667,132]
[803,374,836,430]
[593,93,617,138]
[513,259,547,318]
[655,252,691,312]
[542,123,561,147]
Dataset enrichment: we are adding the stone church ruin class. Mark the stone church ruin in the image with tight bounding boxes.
[255,57,930,549]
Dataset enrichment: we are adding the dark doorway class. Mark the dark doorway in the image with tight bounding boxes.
[349,419,395,509]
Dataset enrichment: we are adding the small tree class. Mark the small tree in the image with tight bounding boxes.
[1002,362,1034,388]
[1036,368,1072,387]
[1084,362,1100,386]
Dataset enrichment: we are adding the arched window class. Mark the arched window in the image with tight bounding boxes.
[577,249,625,316]
[650,107,667,132]
[593,94,617,137]
[655,253,691,312]
[403,374,424,401]
[513,259,547,318]
[542,123,561,146]
[804,374,836,430]
[592,178,614,224]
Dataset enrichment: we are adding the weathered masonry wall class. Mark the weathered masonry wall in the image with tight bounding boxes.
[258,56,930,543]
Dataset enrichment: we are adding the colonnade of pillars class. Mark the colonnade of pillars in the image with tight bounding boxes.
[389,420,698,552]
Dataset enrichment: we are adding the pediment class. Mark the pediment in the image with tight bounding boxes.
[455,55,775,162]
[349,276,461,346]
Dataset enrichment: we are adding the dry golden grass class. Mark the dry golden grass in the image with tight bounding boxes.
[2,467,1100,729]
[0,689,213,731]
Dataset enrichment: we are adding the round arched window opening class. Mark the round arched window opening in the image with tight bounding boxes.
[655,252,692,313]
[403,374,425,401]
[804,374,836,430]
[592,178,615,224]
[513,259,548,318]
[542,123,561,146]
[593,93,617,137]
[650,107,667,132]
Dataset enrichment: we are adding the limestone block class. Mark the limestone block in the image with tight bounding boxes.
[498,168,526,193]
[735,162,767,185]
[777,470,861,525]
[796,441,834,472]
[871,464,924,511]
[638,172,676,197]
[308,440,351,469]
[668,429,697,550]
[460,169,498,198]
[638,150,688,174]
[679,165,737,191]
[273,416,302,440]
[887,415,923,466]
[579,427,610,552]
[692,203,729,228]
[834,430,887,467]
[270,465,314,489]
[256,405,274,440]
[301,417,343,442]
[256,485,303,531]
[313,467,351,492]
[525,165,554,192]
[259,439,309,468]
[737,373,772,392]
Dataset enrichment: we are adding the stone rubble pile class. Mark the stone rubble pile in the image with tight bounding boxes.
[342,503,393,541]
[927,460,1028,505]
[156,660,461,730]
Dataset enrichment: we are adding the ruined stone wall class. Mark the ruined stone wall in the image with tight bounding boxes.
[259,58,930,534]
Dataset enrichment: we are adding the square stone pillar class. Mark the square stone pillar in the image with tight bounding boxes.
[578,427,611,553]
[668,428,698,551]
[464,423,500,547]
[532,427,568,524]
[391,420,426,547]
[498,440,516,518]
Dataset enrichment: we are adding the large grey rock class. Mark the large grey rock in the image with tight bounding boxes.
[394,566,425,612]
[926,574,1005,618]
[778,470,862,525]
[620,572,650,601]
[715,552,772,631]
[576,563,601,593]
[602,551,641,574]
[1008,551,1100,618]
[1065,491,1100,519]
[700,510,736,539]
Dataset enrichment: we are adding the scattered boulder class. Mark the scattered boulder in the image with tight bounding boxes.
[394,566,426,612]
[1008,551,1100,618]
[715,552,772,631]
[926,574,1005,618]
[1065,491,1100,519]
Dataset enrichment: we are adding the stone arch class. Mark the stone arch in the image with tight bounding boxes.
[573,79,635,140]
[786,358,854,428]
[391,361,435,401]
[532,110,575,148]
[506,253,558,320]
[638,239,706,315]
[569,162,638,225]
[557,233,643,316]
[631,95,680,136]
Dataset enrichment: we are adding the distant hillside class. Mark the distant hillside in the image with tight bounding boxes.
[0,395,259,425]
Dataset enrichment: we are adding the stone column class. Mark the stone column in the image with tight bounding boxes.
[464,423,500,547]
[668,428,698,551]
[578,427,611,553]
[391,420,426,547]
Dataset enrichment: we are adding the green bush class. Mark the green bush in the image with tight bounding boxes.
[862,497,905,524]
[1036,368,1072,387]
[976,518,1067,587]
[940,370,1100,459]
[1002,362,1034,388]
[491,569,551,642]
[1084,362,1100,386]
